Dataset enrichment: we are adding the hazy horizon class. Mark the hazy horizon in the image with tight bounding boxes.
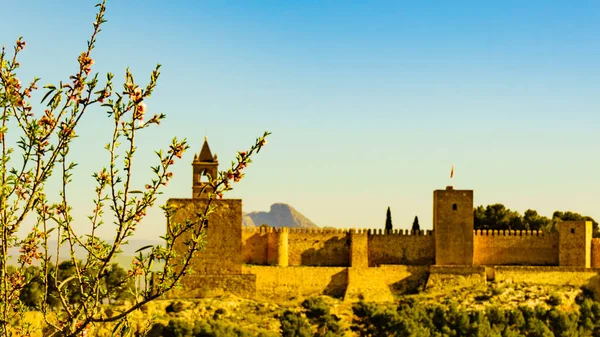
[1,1,599,240]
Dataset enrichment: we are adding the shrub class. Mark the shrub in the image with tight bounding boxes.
[166,301,187,314]
[546,293,562,306]
[302,297,330,319]
[491,285,505,296]
[280,310,313,337]
[163,319,194,337]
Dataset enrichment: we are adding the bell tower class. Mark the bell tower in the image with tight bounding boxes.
[192,137,219,199]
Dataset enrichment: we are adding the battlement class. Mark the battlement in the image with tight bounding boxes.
[242,227,349,234]
[473,229,550,237]
[241,226,434,236]
[368,229,434,236]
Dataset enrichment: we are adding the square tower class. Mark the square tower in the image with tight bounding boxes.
[559,221,592,268]
[433,186,474,265]
[168,198,243,275]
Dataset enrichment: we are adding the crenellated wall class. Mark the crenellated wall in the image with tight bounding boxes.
[368,230,435,266]
[288,228,351,266]
[242,226,598,269]
[242,228,437,268]
[473,230,558,266]
[242,227,352,266]
[242,227,269,265]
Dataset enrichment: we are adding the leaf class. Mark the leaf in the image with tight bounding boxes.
[135,245,153,253]
[40,89,55,104]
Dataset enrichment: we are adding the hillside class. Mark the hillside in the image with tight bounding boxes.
[80,281,595,336]
[243,203,319,228]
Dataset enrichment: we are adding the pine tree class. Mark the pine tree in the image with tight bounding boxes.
[385,207,393,233]
[412,216,420,232]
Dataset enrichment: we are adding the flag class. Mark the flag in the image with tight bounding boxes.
[450,165,454,178]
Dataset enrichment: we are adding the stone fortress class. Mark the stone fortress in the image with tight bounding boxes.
[167,139,600,302]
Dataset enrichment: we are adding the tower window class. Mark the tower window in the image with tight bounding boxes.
[200,169,210,183]
[452,203,457,211]
[571,228,575,234]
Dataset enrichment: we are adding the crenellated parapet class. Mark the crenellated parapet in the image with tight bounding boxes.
[243,226,350,234]
[289,227,351,234]
[242,226,292,234]
[368,229,434,236]
[242,226,435,236]
[473,227,559,266]
[473,229,549,236]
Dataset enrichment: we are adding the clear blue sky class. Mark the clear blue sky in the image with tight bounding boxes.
[2,1,599,239]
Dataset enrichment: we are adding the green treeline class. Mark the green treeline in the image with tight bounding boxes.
[151,295,600,337]
[352,297,600,337]
[474,204,599,237]
[10,261,135,309]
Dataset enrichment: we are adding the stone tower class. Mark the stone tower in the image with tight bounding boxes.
[192,137,219,199]
[433,186,474,265]
[164,138,256,298]
[559,221,592,268]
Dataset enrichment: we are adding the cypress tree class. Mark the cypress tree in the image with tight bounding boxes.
[412,216,420,232]
[385,207,393,233]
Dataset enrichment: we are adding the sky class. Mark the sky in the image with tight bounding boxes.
[1,1,599,240]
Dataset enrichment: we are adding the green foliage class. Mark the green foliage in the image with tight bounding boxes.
[546,293,562,307]
[385,206,393,232]
[352,298,600,336]
[16,261,134,309]
[163,319,194,337]
[154,318,278,337]
[553,211,600,237]
[103,263,136,304]
[166,301,187,314]
[474,204,599,237]
[280,310,313,337]
[302,297,330,319]
[412,216,420,232]
[300,297,343,337]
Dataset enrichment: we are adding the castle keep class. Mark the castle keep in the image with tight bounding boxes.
[167,139,600,301]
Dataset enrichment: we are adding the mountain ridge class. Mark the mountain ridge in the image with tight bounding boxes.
[243,203,319,228]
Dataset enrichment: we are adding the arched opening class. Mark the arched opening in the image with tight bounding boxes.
[200,169,210,183]
[452,203,457,211]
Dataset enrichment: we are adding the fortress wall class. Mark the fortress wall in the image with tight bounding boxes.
[167,274,257,299]
[242,265,348,299]
[287,228,351,266]
[426,265,487,290]
[242,227,269,265]
[473,230,558,266]
[592,239,600,268]
[344,265,430,302]
[378,265,430,293]
[494,266,600,297]
[242,265,429,300]
[368,230,435,266]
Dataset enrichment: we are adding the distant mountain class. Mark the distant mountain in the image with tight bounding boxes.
[243,203,319,228]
